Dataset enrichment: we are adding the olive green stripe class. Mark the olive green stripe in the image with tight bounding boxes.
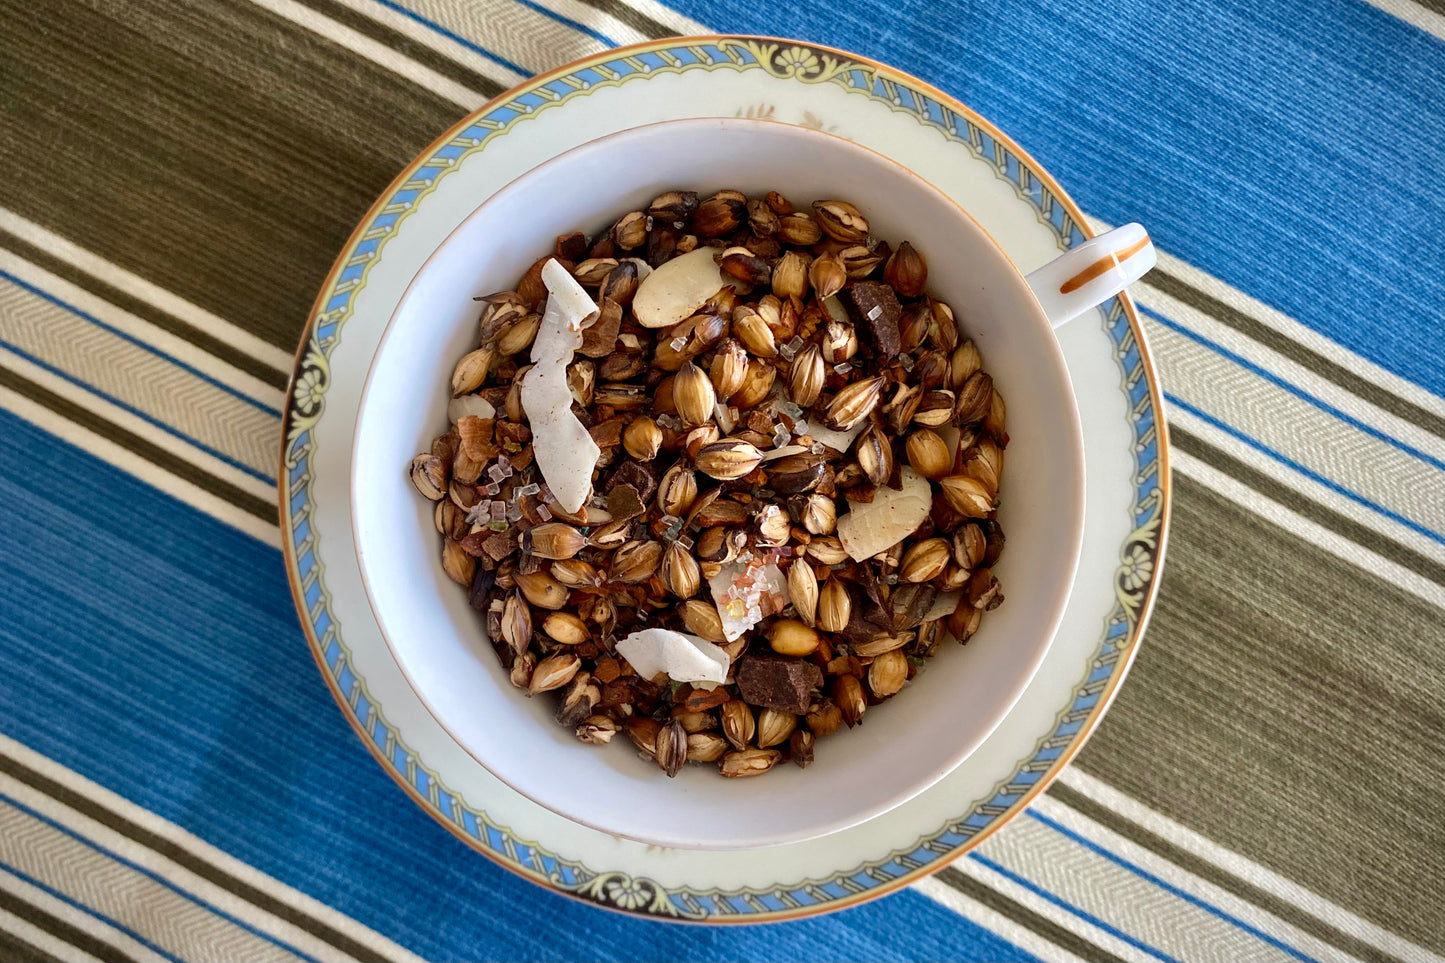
[933,866,1127,962]
[570,0,678,39]
[1077,474,1445,952]
[1173,425,1445,587]
[0,0,461,352]
[0,928,61,963]
[1044,782,1395,963]
[0,230,290,392]
[0,364,278,524]
[0,883,138,963]
[287,0,506,97]
[1149,268,1445,441]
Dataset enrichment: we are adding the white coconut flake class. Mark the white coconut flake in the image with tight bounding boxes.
[836,467,934,562]
[708,558,789,642]
[539,258,598,332]
[805,421,866,455]
[521,259,601,514]
[760,444,808,462]
[616,628,730,686]
[924,589,962,623]
[447,394,495,424]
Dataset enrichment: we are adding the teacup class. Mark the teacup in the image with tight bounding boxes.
[351,118,1151,849]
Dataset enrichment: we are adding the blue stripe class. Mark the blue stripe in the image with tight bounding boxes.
[513,0,620,46]
[0,269,280,418]
[1167,393,1445,546]
[1145,306,1445,472]
[1026,811,1318,962]
[366,0,531,76]
[655,0,1445,397]
[0,790,320,962]
[0,338,276,485]
[969,853,1182,963]
[0,861,186,963]
[0,407,1036,963]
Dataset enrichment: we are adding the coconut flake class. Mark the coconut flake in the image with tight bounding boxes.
[760,444,808,462]
[708,558,789,642]
[616,628,730,686]
[447,394,496,424]
[521,259,601,514]
[924,589,962,622]
[805,421,866,455]
[836,466,933,562]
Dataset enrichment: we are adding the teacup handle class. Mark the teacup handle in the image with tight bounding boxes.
[1025,223,1156,328]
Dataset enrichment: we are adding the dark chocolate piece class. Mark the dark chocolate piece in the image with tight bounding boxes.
[842,281,902,357]
[606,459,658,504]
[606,483,646,521]
[736,653,824,714]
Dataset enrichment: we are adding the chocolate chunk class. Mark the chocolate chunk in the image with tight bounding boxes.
[606,459,658,504]
[555,231,588,262]
[842,601,891,644]
[736,653,824,714]
[468,566,496,612]
[842,281,902,357]
[606,483,646,521]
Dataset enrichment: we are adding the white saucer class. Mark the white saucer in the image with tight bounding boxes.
[280,36,1169,922]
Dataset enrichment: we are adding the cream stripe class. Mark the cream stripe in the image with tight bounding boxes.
[1360,0,1445,42]
[1058,767,1445,963]
[335,0,526,86]
[910,875,1090,963]
[1086,216,1445,419]
[0,346,276,502]
[981,817,1300,963]
[1150,323,1445,536]
[387,0,609,75]
[0,904,105,963]
[0,208,293,375]
[0,771,368,963]
[600,0,710,34]
[0,867,170,963]
[0,384,280,547]
[1167,403,1445,565]
[0,736,423,963]
[1137,281,1445,462]
[247,0,488,108]
[0,280,279,481]
[0,252,285,412]
[950,854,1162,963]
[1029,795,1365,963]
[1172,446,1445,607]
[0,803,304,963]
[527,0,653,45]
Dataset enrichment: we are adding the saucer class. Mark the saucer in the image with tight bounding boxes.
[279,35,1169,922]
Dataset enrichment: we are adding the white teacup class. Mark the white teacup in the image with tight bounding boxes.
[351,118,1151,850]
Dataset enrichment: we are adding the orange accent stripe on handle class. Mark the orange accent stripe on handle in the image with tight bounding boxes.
[1059,235,1151,294]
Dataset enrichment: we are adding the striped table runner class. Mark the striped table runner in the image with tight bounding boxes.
[1,0,1442,960]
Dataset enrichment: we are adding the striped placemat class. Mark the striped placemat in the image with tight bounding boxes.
[0,0,1441,960]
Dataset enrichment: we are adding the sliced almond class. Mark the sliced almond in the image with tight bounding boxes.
[836,466,933,562]
[632,247,734,329]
